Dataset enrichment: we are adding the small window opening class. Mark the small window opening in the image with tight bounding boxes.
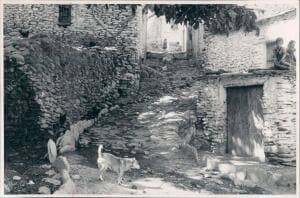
[58,5,72,27]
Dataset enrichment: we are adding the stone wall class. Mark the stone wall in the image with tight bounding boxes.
[195,70,296,166]
[202,10,297,73]
[4,4,146,95]
[4,33,136,159]
[4,4,147,158]
[4,4,145,60]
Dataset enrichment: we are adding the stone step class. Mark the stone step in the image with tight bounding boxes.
[205,154,296,189]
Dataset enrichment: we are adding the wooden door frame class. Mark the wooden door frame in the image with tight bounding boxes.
[209,75,269,155]
[225,85,264,156]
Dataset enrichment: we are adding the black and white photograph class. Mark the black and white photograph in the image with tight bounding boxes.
[1,0,299,197]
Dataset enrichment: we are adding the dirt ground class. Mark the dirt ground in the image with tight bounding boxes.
[65,151,262,195]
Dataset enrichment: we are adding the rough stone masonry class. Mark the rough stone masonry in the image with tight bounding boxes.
[195,8,297,166]
[195,71,296,166]
[4,4,144,158]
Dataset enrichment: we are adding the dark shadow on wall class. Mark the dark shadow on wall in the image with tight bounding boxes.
[4,59,47,164]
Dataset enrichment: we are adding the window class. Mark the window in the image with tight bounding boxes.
[58,5,72,27]
[266,41,276,68]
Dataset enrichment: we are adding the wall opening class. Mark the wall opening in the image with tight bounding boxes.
[4,61,46,164]
[58,5,72,27]
[226,85,265,161]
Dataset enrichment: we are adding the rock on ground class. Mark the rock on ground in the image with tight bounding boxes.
[42,178,61,186]
[38,186,51,194]
[13,176,21,181]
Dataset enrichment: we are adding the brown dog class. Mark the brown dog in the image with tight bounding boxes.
[97,145,140,184]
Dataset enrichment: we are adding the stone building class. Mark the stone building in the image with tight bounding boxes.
[195,5,297,166]
[3,4,146,158]
[4,4,146,60]
[146,13,187,53]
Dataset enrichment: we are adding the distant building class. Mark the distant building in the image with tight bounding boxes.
[145,11,204,59]
[146,13,187,53]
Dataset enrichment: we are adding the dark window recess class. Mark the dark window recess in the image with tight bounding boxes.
[58,5,72,27]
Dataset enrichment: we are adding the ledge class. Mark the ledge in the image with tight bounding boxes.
[248,68,295,75]
[198,68,295,80]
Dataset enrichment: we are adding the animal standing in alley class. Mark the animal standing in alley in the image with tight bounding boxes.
[97,144,140,184]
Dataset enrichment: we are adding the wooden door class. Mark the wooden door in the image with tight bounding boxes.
[226,86,265,161]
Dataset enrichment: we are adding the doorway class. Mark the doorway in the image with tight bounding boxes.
[226,85,265,161]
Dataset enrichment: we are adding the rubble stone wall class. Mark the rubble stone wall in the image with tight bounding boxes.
[4,4,145,56]
[202,10,296,73]
[4,4,145,91]
[4,34,136,158]
[195,71,296,166]
[4,4,146,157]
